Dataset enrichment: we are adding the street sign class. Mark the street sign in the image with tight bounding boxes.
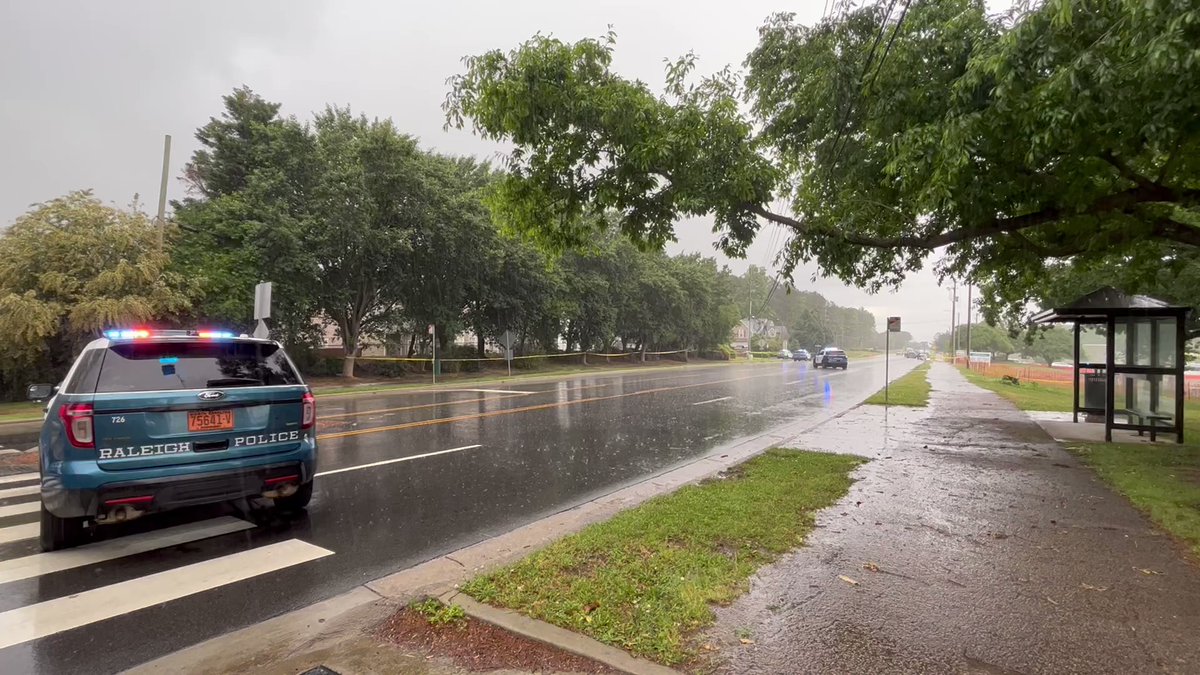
[884,316,902,405]
[253,282,272,320]
[253,282,272,339]
[428,324,435,336]
[499,331,515,376]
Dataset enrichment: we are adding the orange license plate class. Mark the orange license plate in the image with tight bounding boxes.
[188,409,235,432]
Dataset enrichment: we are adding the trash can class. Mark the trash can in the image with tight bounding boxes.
[1084,373,1106,410]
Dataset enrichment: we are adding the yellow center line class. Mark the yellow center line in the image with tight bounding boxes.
[317,366,751,422]
[317,370,781,441]
[318,380,618,421]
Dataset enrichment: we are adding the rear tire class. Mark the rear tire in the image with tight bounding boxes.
[274,481,313,512]
[40,504,89,552]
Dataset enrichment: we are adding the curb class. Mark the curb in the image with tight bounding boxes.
[442,591,680,675]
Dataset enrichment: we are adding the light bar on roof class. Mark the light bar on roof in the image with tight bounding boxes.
[104,329,151,340]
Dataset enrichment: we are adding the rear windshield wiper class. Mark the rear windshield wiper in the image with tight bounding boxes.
[205,377,264,388]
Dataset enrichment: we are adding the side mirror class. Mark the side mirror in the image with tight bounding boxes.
[27,383,55,401]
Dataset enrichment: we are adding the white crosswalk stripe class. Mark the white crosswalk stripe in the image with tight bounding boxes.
[0,521,39,545]
[0,484,38,500]
[0,538,332,650]
[0,516,255,584]
[0,472,37,485]
[0,500,38,518]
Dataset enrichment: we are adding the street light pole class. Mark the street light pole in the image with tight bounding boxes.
[949,278,958,362]
[156,135,171,254]
[966,284,973,368]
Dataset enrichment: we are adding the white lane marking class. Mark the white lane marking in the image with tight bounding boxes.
[0,484,38,500]
[459,388,535,395]
[0,501,38,518]
[692,396,733,406]
[316,444,483,477]
[0,473,37,486]
[0,538,332,650]
[0,516,254,584]
[0,522,38,545]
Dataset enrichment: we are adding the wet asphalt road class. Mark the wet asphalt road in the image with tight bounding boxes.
[0,356,917,674]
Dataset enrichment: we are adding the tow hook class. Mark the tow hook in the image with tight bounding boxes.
[262,483,298,499]
[97,504,146,525]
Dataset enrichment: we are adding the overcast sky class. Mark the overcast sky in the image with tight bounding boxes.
[0,0,963,341]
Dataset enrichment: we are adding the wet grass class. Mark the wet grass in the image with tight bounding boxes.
[1069,443,1200,558]
[959,367,1074,412]
[462,449,862,666]
[0,401,44,424]
[864,362,930,406]
[959,367,1200,557]
[844,350,880,360]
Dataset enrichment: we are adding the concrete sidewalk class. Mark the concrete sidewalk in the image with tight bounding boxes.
[706,362,1200,674]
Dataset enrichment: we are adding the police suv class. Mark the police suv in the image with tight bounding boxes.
[29,329,317,551]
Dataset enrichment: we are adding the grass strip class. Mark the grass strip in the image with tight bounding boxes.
[958,367,1074,412]
[463,448,862,665]
[1068,443,1200,557]
[864,362,931,406]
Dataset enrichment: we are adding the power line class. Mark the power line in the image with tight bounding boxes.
[863,0,913,95]
[826,0,899,166]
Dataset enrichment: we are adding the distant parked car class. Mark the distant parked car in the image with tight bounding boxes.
[777,349,792,360]
[815,348,848,369]
[904,348,917,358]
[792,349,810,361]
[918,351,929,360]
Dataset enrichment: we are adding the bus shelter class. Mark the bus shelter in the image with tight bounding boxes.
[1031,287,1189,443]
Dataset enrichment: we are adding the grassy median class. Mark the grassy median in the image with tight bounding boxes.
[864,362,931,406]
[462,449,862,665]
[959,367,1200,556]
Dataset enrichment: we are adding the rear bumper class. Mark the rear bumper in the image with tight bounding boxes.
[42,445,316,518]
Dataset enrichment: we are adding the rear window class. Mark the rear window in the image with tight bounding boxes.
[828,350,846,356]
[95,341,302,393]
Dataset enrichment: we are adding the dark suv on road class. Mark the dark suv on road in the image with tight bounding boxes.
[815,348,849,369]
[30,329,317,550]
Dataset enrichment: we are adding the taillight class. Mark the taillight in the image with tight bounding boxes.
[59,403,95,448]
[301,392,315,430]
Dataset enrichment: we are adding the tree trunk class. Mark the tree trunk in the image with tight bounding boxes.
[407,333,417,358]
[476,325,486,359]
[338,318,358,378]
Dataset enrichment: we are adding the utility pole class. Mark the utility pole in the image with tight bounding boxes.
[155,135,172,254]
[949,278,958,362]
[966,284,973,368]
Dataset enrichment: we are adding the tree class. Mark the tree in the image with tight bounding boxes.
[0,192,193,374]
[670,254,739,351]
[1022,327,1075,366]
[173,88,319,346]
[305,108,428,377]
[964,324,1016,355]
[446,0,1200,322]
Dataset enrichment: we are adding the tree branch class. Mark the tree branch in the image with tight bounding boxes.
[747,184,1189,251]
[1099,151,1157,192]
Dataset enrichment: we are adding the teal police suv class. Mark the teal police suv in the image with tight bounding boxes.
[28,329,316,551]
